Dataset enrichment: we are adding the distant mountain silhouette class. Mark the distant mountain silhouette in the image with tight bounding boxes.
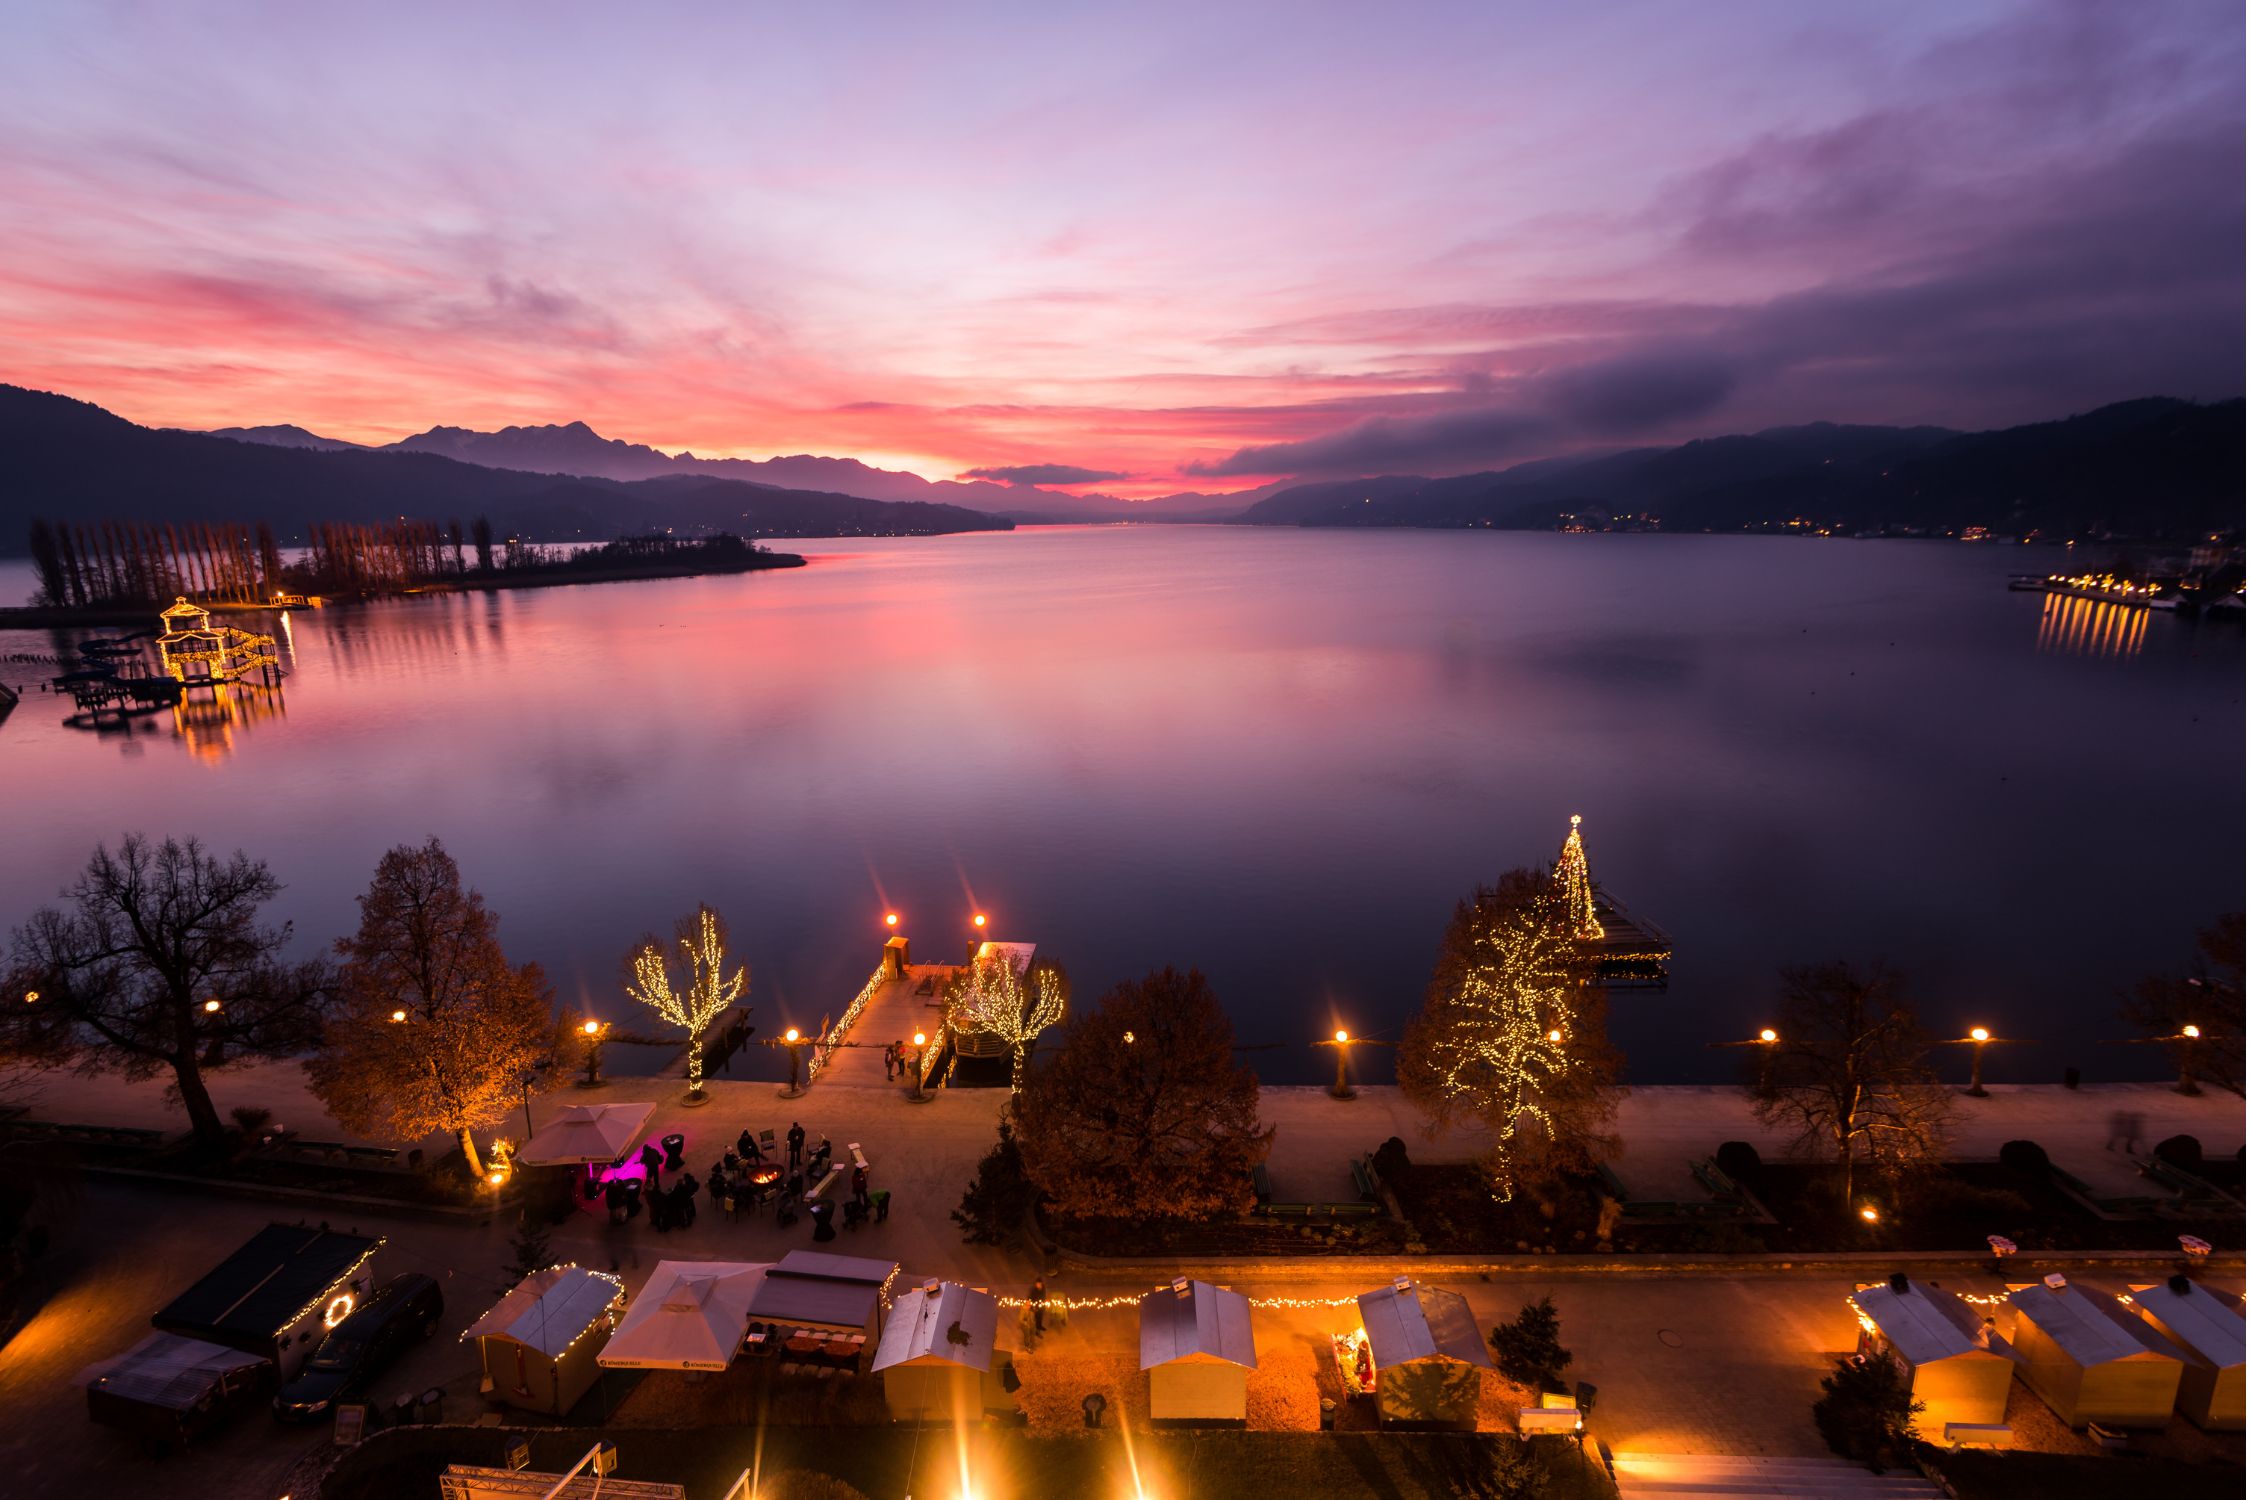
[1238,400,2242,538]
[1,385,1010,546]
[206,415,1259,521]
[206,422,368,452]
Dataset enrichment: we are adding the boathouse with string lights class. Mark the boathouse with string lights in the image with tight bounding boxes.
[155,596,283,688]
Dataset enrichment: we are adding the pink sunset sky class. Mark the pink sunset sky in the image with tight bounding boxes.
[1,1,2240,497]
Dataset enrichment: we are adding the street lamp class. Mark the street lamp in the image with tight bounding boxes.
[1317,1028,1393,1101]
[1710,1028,1781,1091]
[1939,1026,2025,1098]
[22,990,37,1004]
[202,998,221,1013]
[779,1026,808,1099]
[910,1030,930,1102]
[580,1018,609,1086]
[884,912,899,928]
[389,1008,408,1024]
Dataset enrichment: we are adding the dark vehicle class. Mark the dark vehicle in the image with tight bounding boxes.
[272,1273,443,1422]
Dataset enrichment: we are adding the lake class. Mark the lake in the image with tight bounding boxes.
[2,528,2240,1086]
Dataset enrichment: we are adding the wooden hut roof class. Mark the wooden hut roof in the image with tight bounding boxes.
[1139,1280,1256,1370]
[2127,1280,2248,1369]
[1852,1279,1998,1366]
[2009,1279,2180,1366]
[1356,1280,1492,1370]
[872,1281,998,1373]
[464,1265,622,1358]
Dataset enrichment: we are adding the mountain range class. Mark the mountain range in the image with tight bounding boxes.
[0,386,1013,546]
[1239,398,2244,538]
[202,418,1262,523]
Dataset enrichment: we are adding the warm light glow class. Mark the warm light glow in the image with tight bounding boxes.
[389,1008,407,1023]
[1547,1028,1563,1043]
[885,912,899,927]
[1758,1028,1777,1043]
[24,990,38,1003]
[1969,1027,1989,1042]
[203,998,221,1012]
[1122,1029,1136,1043]
[784,1027,800,1043]
[2182,1024,2201,1039]
[489,1169,507,1186]
[913,1031,927,1047]
[583,1019,602,1035]
[322,1292,356,1328]
[1334,1029,1349,1044]
[1859,1206,1879,1222]
[972,913,987,929]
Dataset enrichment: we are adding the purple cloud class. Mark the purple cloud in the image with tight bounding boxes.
[961,463,1131,487]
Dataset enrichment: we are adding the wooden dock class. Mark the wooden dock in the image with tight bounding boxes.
[811,961,958,1087]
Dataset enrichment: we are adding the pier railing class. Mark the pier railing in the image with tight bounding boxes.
[806,963,887,1085]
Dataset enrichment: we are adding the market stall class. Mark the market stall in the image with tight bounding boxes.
[598,1261,766,1372]
[2005,1275,2183,1430]
[1347,1278,1492,1429]
[2124,1275,2245,1430]
[872,1279,1007,1422]
[464,1264,626,1415]
[741,1250,899,1361]
[76,1331,275,1450]
[151,1223,384,1379]
[1850,1275,2016,1433]
[1139,1278,1256,1423]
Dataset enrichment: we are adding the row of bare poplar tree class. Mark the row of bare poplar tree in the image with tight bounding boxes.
[25,514,501,609]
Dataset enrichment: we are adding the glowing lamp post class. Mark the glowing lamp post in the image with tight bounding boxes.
[779,1026,808,1099]
[910,1030,930,1102]
[389,1008,408,1024]
[1316,1026,1391,1100]
[1711,1027,1781,1091]
[1940,1025,2026,1097]
[884,912,899,929]
[580,1018,609,1086]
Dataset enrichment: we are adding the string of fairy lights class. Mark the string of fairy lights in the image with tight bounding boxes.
[805,963,888,1083]
[625,906,747,1095]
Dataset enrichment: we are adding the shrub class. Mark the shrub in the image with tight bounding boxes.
[1715,1140,1762,1183]
[229,1104,274,1136]
[1909,1178,2030,1224]
[1812,1352,1921,1464]
[1489,1294,1572,1386]
[2155,1135,2203,1171]
[1372,1135,1411,1182]
[1997,1140,2049,1177]
[953,1121,1039,1244]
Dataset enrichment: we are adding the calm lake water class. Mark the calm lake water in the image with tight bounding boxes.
[2,528,2241,1086]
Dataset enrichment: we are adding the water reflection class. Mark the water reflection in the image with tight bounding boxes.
[171,680,288,762]
[2035,592,2149,658]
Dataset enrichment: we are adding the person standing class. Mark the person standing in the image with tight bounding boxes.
[787,1121,805,1169]
[1030,1277,1048,1335]
[883,1041,897,1080]
[852,1162,869,1209]
[639,1141,663,1185]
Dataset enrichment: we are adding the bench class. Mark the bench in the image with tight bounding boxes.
[1349,1156,1378,1202]
[2140,1157,2239,1204]
[848,1142,869,1172]
[805,1165,843,1200]
[1689,1157,1741,1200]
[1942,1423,2010,1448]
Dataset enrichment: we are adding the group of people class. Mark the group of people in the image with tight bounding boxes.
[603,1120,891,1238]
[882,1040,920,1082]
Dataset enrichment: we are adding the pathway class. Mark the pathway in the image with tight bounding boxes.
[813,964,955,1087]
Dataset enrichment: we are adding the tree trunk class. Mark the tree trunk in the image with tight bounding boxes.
[458,1126,486,1178]
[173,1056,227,1148]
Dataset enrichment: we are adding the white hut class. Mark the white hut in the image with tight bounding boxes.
[1139,1279,1256,1422]
[598,1261,766,1372]
[2125,1276,2246,1430]
[1352,1278,1493,1429]
[464,1265,625,1415]
[2006,1276,2183,1429]
[872,1280,1004,1423]
[1850,1276,2016,1434]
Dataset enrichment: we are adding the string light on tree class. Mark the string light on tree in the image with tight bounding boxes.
[624,904,747,1102]
[946,947,1067,1091]
[1552,814,1605,942]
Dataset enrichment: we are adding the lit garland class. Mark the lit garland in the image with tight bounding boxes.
[2045,571,2160,602]
[271,1237,386,1337]
[459,1263,627,1361]
[994,1292,1364,1312]
[155,597,282,684]
[947,951,1067,1090]
[806,963,888,1084]
[625,906,747,1096]
[1551,815,1604,942]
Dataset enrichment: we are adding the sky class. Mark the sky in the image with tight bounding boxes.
[0,1,2241,496]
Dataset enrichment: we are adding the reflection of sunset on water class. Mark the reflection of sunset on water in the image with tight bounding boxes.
[2035,592,2149,659]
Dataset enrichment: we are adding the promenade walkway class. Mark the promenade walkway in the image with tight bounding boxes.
[813,963,955,1087]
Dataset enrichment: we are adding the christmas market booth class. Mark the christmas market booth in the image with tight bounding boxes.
[151,1223,384,1380]
[1341,1278,1493,1429]
[1139,1278,1256,1423]
[1850,1275,2017,1436]
[2123,1276,2246,1430]
[871,1279,1010,1423]
[76,1331,276,1451]
[599,1261,765,1372]
[741,1251,899,1368]
[464,1264,626,1415]
[2006,1275,2184,1429]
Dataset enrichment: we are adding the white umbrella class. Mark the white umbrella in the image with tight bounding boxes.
[598,1261,768,1372]
[516,1103,657,1167]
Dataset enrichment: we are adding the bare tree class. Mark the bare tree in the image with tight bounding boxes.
[2122,914,2243,1096]
[1,836,329,1148]
[947,952,1068,1089]
[1398,869,1624,1204]
[1752,961,1951,1212]
[625,904,747,1099]
[304,839,554,1178]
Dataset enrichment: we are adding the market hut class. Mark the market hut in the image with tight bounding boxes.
[1350,1277,1493,1429]
[1139,1278,1256,1423]
[2006,1275,2183,1429]
[151,1223,384,1379]
[871,1280,1004,1422]
[2124,1276,2246,1430]
[77,1332,275,1450]
[598,1261,765,1372]
[464,1265,626,1415]
[1850,1275,2017,1433]
[743,1250,899,1351]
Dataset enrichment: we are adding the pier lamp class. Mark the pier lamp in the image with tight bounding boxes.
[1942,1025,2029,1097]
[779,1026,808,1099]
[580,1018,609,1086]
[910,1030,930,1102]
[1710,1028,1782,1092]
[884,912,899,929]
[1317,1028,1392,1101]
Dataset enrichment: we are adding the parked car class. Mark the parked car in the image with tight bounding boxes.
[272,1273,444,1422]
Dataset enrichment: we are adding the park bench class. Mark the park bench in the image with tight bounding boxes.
[1349,1156,1378,1202]
[1942,1423,2011,1448]
[1688,1157,1741,1201]
[2139,1157,2240,1205]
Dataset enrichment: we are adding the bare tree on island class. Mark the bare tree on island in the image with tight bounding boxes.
[1,836,330,1149]
[1751,961,1950,1212]
[947,951,1069,1090]
[304,839,553,1179]
[2122,914,2243,1096]
[1011,967,1272,1221]
[625,905,746,1101]
[1398,869,1623,1205]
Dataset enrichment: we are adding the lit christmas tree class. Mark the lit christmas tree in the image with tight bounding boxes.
[625,904,747,1100]
[1552,814,1605,942]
